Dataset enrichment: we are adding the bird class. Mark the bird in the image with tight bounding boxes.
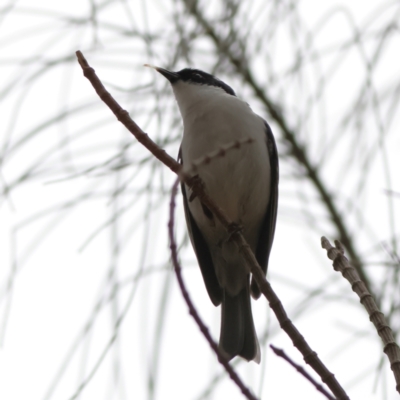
[146,65,279,363]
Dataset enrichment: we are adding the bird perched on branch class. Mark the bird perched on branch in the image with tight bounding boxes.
[146,65,279,363]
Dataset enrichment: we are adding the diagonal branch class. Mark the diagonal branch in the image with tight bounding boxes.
[76,50,350,400]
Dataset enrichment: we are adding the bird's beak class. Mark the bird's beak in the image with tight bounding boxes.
[144,64,179,83]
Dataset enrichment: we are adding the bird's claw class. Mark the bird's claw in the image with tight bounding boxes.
[187,175,203,202]
[227,222,243,239]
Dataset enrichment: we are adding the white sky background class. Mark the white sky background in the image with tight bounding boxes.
[1,0,400,399]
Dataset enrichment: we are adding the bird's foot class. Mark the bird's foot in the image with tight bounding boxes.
[227,222,243,240]
[187,174,203,202]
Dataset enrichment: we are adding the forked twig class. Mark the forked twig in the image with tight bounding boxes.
[270,344,335,400]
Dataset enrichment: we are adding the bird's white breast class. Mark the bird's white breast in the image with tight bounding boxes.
[174,81,271,251]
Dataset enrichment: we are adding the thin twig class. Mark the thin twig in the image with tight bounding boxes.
[75,51,180,176]
[321,237,400,395]
[76,50,350,400]
[270,344,336,400]
[183,137,254,175]
[168,177,259,400]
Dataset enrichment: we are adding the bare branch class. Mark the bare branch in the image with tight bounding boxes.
[168,177,259,400]
[76,50,350,400]
[75,51,180,176]
[321,236,400,394]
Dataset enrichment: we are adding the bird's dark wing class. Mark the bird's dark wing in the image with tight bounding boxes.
[178,148,223,306]
[251,121,279,299]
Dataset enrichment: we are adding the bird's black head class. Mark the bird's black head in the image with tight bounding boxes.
[149,66,236,96]
[176,68,236,96]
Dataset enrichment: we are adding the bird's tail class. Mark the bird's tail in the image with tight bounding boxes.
[219,280,260,363]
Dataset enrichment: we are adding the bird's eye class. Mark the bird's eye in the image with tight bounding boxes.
[193,73,203,79]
